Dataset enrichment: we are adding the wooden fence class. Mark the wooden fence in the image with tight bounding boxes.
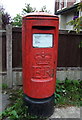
[2,26,81,71]
[0,25,81,87]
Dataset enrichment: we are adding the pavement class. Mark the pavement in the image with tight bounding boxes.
[2,94,10,112]
[49,106,80,119]
[1,92,81,120]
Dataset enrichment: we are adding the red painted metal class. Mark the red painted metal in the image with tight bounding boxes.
[22,12,59,99]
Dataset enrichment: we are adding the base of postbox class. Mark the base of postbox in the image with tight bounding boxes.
[23,94,54,117]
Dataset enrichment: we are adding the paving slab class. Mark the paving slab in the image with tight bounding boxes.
[2,94,10,111]
[48,107,80,119]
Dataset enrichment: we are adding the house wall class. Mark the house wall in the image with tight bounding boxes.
[59,15,66,30]
[65,12,74,30]
[58,12,74,30]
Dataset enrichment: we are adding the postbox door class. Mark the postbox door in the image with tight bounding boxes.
[32,32,56,80]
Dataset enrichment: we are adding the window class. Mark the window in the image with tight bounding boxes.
[62,0,67,9]
[57,0,67,11]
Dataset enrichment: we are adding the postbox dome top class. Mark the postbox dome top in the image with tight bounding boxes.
[23,12,58,18]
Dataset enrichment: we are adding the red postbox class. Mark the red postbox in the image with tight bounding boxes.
[22,12,59,117]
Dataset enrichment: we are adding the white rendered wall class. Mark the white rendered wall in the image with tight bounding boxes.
[59,12,74,30]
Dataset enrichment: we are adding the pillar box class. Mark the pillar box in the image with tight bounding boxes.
[22,12,59,117]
